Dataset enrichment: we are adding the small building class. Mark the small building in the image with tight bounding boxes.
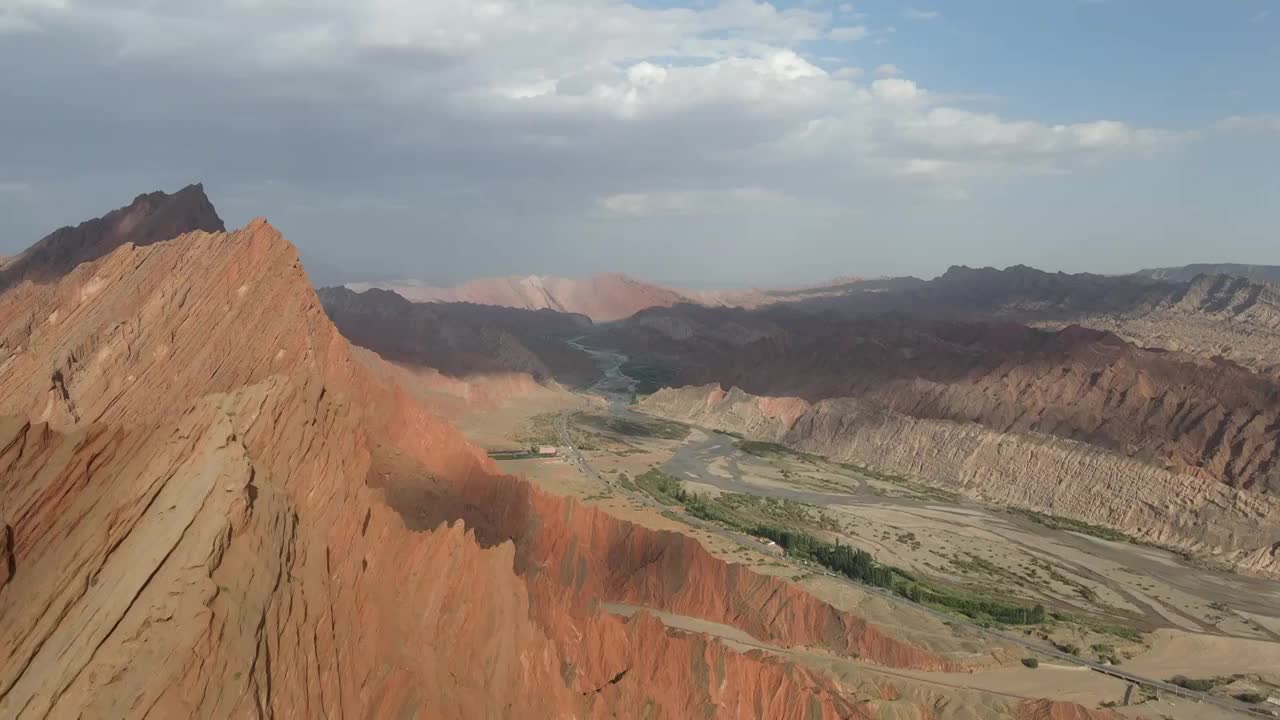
[487,447,532,460]
[536,446,558,457]
[757,538,783,555]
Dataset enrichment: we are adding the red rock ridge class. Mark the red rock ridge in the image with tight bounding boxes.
[0,210,911,718]
[0,195,1128,719]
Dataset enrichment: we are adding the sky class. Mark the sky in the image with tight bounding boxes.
[1,0,1277,287]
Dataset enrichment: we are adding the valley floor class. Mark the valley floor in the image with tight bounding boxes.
[452,346,1280,719]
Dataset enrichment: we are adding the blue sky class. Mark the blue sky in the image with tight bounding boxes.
[1,0,1277,285]
[852,1,1276,125]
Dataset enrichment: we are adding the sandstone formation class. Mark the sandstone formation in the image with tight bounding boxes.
[610,309,1280,493]
[0,188,1117,718]
[641,384,1280,577]
[1051,273,1280,377]
[319,285,600,387]
[352,272,690,323]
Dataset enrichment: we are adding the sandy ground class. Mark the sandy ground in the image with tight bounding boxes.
[666,428,1280,644]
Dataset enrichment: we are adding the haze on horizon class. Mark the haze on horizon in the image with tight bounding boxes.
[1,0,1277,288]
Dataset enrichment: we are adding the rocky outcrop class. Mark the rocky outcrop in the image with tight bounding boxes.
[0,183,223,293]
[3,192,1119,718]
[354,272,691,322]
[641,384,1280,576]
[318,285,599,387]
[1056,273,1280,377]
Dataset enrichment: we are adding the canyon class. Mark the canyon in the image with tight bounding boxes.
[0,187,1138,719]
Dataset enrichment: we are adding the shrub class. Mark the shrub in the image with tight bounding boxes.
[1168,676,1218,693]
[1021,657,1039,669]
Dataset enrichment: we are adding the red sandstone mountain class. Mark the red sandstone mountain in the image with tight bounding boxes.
[354,272,690,322]
[0,188,1124,718]
[609,306,1280,492]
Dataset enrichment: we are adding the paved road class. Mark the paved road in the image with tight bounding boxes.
[559,339,1267,718]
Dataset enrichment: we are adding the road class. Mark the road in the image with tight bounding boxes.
[557,338,1267,718]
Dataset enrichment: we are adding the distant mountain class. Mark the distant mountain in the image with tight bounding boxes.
[317,286,599,387]
[354,273,918,322]
[351,273,688,323]
[1135,263,1280,284]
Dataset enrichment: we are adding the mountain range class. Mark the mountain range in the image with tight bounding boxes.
[2,184,1275,718]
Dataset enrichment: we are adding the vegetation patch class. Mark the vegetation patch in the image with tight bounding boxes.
[750,526,1047,625]
[1011,509,1132,543]
[633,469,691,506]
[624,470,1065,629]
[578,413,689,440]
[620,360,678,395]
[1168,676,1226,693]
[836,460,960,503]
[516,412,562,446]
[736,440,823,463]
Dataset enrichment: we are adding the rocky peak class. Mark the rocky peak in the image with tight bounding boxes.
[0,183,225,292]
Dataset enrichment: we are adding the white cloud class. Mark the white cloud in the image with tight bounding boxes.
[897,158,955,176]
[1215,114,1280,134]
[0,0,1205,233]
[871,78,923,104]
[829,25,868,41]
[904,8,940,20]
[0,0,67,32]
[599,187,787,216]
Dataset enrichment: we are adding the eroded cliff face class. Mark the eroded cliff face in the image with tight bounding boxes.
[609,310,1280,493]
[641,385,1280,578]
[1047,273,1280,378]
[0,190,1126,719]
